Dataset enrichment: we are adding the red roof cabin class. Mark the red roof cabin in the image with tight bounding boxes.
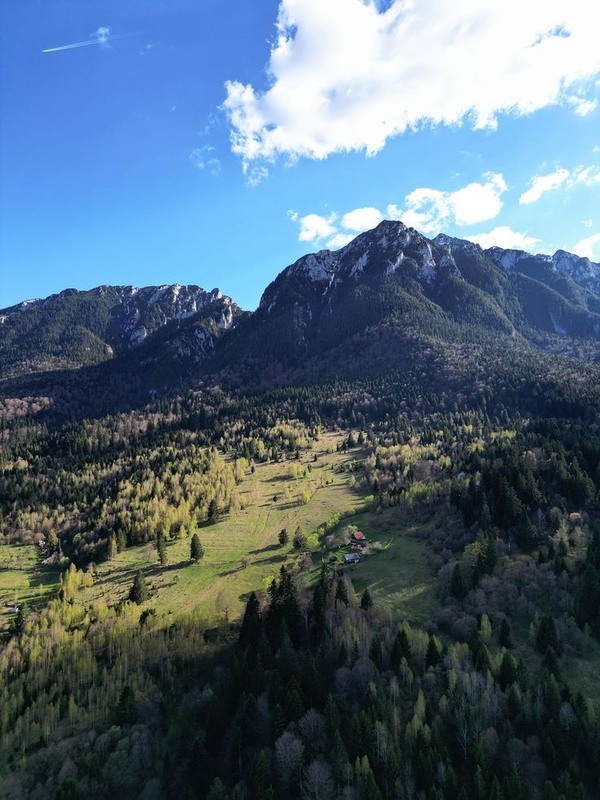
[352,531,366,542]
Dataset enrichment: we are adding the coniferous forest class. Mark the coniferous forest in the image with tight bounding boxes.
[2,223,600,799]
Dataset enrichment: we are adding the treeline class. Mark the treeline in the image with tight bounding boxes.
[2,564,599,799]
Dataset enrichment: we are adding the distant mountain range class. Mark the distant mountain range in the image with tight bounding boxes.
[2,220,600,384]
[0,284,241,377]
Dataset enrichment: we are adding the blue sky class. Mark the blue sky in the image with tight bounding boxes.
[1,0,600,311]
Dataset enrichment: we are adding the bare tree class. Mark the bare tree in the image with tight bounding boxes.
[303,758,334,800]
[275,731,304,792]
[215,588,235,622]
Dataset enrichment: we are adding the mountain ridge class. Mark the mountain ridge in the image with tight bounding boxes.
[2,220,600,385]
[0,283,241,378]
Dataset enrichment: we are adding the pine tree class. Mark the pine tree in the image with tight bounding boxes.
[293,526,307,549]
[391,627,411,666]
[360,587,373,611]
[335,579,349,606]
[450,562,466,599]
[425,635,441,669]
[207,498,218,523]
[278,528,289,546]
[107,534,117,560]
[190,533,204,562]
[157,533,167,566]
[239,591,262,649]
[129,570,149,604]
[499,617,514,649]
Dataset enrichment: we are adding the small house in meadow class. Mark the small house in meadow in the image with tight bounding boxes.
[343,553,360,564]
[352,531,366,543]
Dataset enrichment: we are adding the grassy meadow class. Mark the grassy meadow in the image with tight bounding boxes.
[0,432,443,631]
[61,432,379,623]
[0,545,60,633]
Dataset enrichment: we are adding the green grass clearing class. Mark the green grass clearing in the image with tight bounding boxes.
[0,545,61,633]
[72,431,369,623]
[317,504,440,625]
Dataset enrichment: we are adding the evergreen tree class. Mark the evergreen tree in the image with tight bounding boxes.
[391,627,411,666]
[157,533,167,566]
[536,615,559,655]
[450,562,466,599]
[499,617,514,649]
[115,684,138,724]
[239,591,262,649]
[293,526,307,549]
[360,587,373,611]
[278,528,289,546]
[190,533,204,562]
[498,652,518,690]
[335,579,349,606]
[129,570,149,604]
[425,635,441,669]
[207,498,218,524]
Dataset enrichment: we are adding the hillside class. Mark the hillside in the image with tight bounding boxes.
[0,284,241,378]
[1,220,600,799]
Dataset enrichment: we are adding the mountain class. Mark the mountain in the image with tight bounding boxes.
[215,220,600,381]
[3,223,600,800]
[0,284,241,377]
[2,220,600,398]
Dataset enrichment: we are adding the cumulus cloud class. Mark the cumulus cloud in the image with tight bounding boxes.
[398,173,507,233]
[519,168,570,204]
[572,232,600,260]
[223,0,600,172]
[288,211,338,243]
[520,164,600,203]
[576,166,600,186]
[289,174,508,248]
[465,226,542,251]
[189,146,221,176]
[341,207,384,232]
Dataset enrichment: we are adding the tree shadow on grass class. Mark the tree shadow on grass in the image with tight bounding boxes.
[248,543,280,555]
[29,567,60,588]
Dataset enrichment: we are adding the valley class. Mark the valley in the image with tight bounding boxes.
[1,221,600,799]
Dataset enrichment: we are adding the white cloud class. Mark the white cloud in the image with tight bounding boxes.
[519,168,570,204]
[326,232,356,249]
[465,226,542,251]
[582,218,594,228]
[400,173,507,233]
[520,164,600,203]
[576,166,600,186]
[341,207,384,232]
[290,212,338,243]
[223,0,600,171]
[567,96,598,116]
[290,174,507,248]
[189,146,221,176]
[572,232,600,260]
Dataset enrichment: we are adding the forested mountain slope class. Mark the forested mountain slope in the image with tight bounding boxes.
[1,221,600,799]
[0,284,240,377]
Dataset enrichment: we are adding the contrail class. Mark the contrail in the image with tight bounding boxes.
[42,28,136,53]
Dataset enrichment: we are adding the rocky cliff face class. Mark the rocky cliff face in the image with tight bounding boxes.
[0,284,240,376]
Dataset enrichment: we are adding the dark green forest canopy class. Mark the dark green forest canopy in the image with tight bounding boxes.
[3,233,600,797]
